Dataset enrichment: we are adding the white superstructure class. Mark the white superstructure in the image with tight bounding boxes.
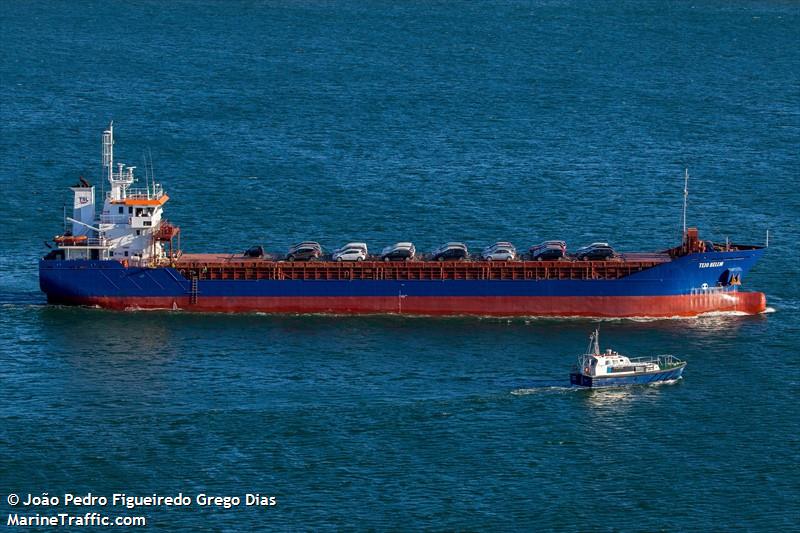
[53,123,179,265]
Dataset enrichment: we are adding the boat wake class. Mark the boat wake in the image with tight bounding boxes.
[510,377,684,396]
[600,310,756,322]
[511,380,577,395]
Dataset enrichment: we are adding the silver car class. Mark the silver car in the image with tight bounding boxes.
[334,242,368,254]
[332,242,368,261]
[482,241,516,261]
[332,245,368,262]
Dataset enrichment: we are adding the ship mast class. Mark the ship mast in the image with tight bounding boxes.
[587,329,600,355]
[103,122,113,185]
[682,168,689,236]
[102,121,135,201]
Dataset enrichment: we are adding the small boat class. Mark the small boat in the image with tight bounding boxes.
[570,329,686,388]
[53,234,88,246]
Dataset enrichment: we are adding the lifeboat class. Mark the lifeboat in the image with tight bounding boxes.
[53,234,88,246]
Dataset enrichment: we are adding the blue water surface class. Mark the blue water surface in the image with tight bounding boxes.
[1,1,798,530]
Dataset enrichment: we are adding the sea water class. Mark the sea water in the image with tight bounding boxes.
[1,1,798,530]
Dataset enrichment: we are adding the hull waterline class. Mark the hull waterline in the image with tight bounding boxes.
[46,292,766,317]
[570,365,686,387]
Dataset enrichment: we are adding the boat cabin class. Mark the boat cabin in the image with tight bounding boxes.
[577,351,659,378]
[576,331,660,378]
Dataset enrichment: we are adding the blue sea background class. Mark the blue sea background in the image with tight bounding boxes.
[1,0,799,530]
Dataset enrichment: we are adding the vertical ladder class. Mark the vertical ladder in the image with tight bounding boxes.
[190,276,198,305]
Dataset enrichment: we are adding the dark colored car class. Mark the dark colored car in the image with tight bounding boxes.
[576,244,615,261]
[243,245,265,258]
[287,241,322,261]
[531,244,566,261]
[431,242,468,261]
[529,240,566,261]
[380,242,416,261]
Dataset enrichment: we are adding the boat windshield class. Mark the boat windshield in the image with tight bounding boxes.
[577,354,597,373]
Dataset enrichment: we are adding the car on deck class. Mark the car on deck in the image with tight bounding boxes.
[333,242,368,255]
[481,241,516,261]
[530,240,566,261]
[380,242,415,261]
[575,242,615,260]
[287,241,322,261]
[332,244,368,262]
[431,242,469,261]
[243,245,265,258]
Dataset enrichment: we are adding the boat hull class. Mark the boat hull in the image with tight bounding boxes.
[570,365,686,387]
[38,248,767,317]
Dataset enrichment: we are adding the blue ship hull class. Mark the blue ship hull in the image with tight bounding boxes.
[570,364,686,387]
[38,248,766,316]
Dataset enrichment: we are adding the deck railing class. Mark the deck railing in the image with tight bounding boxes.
[105,184,164,201]
[628,354,683,365]
[58,237,110,248]
[99,214,129,224]
[172,258,666,282]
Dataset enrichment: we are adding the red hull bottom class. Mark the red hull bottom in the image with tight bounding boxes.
[61,292,768,317]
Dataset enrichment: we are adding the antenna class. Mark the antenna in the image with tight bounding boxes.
[586,329,600,355]
[766,229,769,247]
[143,151,150,197]
[148,147,156,196]
[682,168,689,236]
[102,122,114,184]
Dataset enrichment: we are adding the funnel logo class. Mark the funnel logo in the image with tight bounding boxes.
[75,193,92,208]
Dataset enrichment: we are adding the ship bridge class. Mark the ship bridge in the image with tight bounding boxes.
[48,123,180,265]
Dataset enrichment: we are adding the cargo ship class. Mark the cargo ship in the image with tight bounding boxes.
[39,125,767,317]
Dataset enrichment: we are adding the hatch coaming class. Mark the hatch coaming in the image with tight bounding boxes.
[172,256,670,283]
